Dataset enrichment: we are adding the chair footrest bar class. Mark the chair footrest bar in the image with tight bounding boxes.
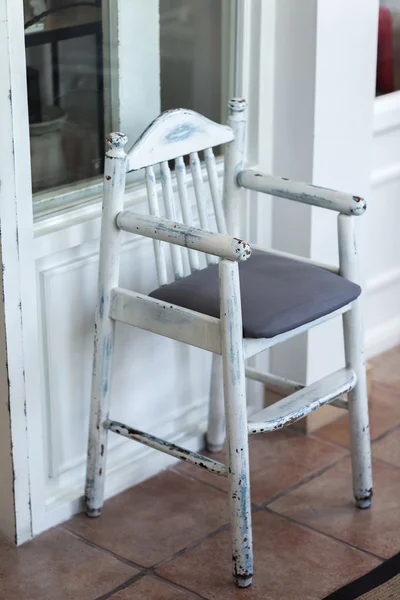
[105,419,228,477]
[248,367,356,434]
[245,367,303,395]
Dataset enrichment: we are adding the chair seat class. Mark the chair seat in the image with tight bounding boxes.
[148,250,361,339]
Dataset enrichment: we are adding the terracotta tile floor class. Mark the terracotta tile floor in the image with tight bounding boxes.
[1,348,400,599]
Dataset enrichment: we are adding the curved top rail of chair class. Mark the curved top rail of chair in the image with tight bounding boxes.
[126,109,234,172]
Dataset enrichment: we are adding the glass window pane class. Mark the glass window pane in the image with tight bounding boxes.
[160,0,227,123]
[24,0,235,200]
[377,2,400,95]
[24,0,104,193]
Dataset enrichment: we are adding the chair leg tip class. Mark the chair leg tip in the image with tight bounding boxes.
[234,576,253,588]
[86,507,102,518]
[206,437,224,454]
[355,489,372,509]
[356,497,372,509]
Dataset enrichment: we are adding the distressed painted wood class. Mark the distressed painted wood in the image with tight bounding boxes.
[238,169,367,216]
[174,156,200,273]
[126,108,234,172]
[246,367,349,410]
[245,367,303,395]
[116,211,252,262]
[0,0,41,544]
[248,367,356,434]
[190,151,215,265]
[145,166,168,285]
[338,214,373,508]
[109,288,222,354]
[243,304,351,359]
[206,354,226,453]
[85,133,128,518]
[204,147,228,234]
[160,161,185,279]
[219,258,253,588]
[105,419,228,477]
[223,99,247,236]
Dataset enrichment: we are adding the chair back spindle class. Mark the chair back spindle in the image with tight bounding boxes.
[125,104,245,286]
[145,166,168,286]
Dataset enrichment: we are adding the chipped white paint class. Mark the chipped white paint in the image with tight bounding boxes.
[245,366,350,411]
[85,133,128,517]
[338,214,373,508]
[243,304,351,359]
[248,368,356,434]
[238,169,367,216]
[87,99,371,588]
[190,151,215,265]
[145,166,168,285]
[245,367,303,395]
[126,108,234,172]
[206,354,226,453]
[105,419,228,477]
[220,258,253,587]
[109,288,221,354]
[116,212,252,262]
[223,99,247,236]
[204,147,228,234]
[174,156,200,273]
[160,161,185,279]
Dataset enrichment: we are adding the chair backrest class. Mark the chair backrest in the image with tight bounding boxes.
[124,98,248,286]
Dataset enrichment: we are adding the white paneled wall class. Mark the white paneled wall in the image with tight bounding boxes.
[362,92,400,356]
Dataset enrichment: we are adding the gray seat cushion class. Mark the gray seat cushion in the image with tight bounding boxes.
[149,250,361,339]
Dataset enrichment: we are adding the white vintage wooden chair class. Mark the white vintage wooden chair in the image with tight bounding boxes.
[85,99,372,588]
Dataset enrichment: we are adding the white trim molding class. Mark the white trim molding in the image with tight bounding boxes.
[374,90,400,135]
[0,0,43,544]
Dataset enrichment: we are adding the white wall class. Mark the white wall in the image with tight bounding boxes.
[270,0,379,387]
[362,92,400,356]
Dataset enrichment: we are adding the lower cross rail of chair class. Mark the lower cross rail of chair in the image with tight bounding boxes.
[103,366,355,481]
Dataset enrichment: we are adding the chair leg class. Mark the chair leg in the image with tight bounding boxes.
[206,354,226,453]
[85,134,127,517]
[343,304,373,509]
[339,214,372,509]
[220,259,253,587]
[85,313,116,517]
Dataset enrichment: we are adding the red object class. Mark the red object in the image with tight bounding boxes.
[377,7,394,94]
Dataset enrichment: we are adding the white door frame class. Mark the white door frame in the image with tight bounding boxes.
[0,0,42,544]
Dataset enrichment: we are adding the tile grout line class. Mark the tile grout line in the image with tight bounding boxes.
[63,520,233,592]
[370,421,400,444]
[93,572,145,600]
[171,465,229,497]
[62,526,146,571]
[152,522,230,571]
[261,452,351,509]
[151,572,209,599]
[309,432,351,451]
[370,380,400,395]
[265,506,386,563]
[370,454,400,471]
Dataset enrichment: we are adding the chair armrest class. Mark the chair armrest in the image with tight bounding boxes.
[238,169,366,216]
[116,210,252,262]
